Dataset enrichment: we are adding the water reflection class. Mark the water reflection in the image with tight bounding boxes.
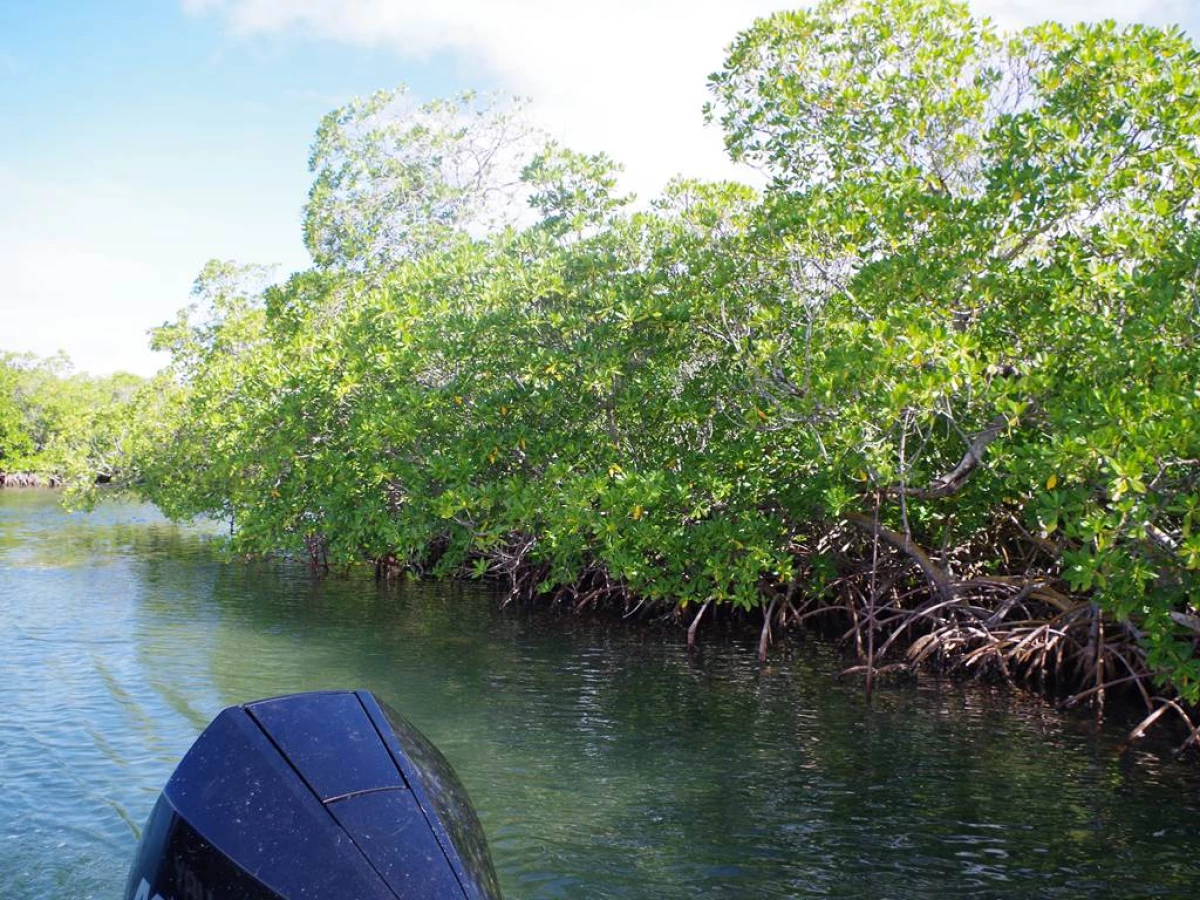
[1,489,1199,899]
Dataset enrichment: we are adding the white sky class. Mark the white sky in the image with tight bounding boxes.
[3,0,1196,376]
[188,0,1200,197]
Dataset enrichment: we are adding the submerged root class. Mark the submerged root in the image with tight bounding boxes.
[811,522,1200,754]
[688,600,711,651]
[0,472,60,487]
[372,515,1196,752]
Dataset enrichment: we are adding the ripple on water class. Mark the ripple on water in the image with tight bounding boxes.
[3,490,1200,899]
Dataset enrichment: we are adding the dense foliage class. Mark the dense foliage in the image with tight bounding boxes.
[0,352,141,490]
[104,1,1198,728]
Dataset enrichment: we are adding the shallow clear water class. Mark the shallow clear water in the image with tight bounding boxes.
[1,489,1198,898]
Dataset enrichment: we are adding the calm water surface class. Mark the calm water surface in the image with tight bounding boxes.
[2,489,1199,898]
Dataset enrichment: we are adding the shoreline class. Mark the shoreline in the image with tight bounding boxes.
[0,472,60,488]
[366,538,1200,761]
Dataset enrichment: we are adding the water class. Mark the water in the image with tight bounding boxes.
[1,489,1198,899]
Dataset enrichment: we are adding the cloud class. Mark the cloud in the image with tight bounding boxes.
[183,1,1198,199]
[2,240,177,376]
[184,1,785,197]
[0,166,306,377]
[975,0,1197,29]
[0,168,180,376]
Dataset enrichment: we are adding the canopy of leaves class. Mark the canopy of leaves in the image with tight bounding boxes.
[0,352,143,492]
[118,0,1200,708]
[304,88,539,272]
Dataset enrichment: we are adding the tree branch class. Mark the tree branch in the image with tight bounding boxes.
[843,511,950,599]
[889,412,1011,500]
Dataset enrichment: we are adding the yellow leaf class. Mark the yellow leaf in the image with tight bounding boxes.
[1046,474,1058,490]
[631,504,643,520]
[500,405,508,416]
[755,407,767,422]
[518,437,526,450]
[453,395,463,405]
